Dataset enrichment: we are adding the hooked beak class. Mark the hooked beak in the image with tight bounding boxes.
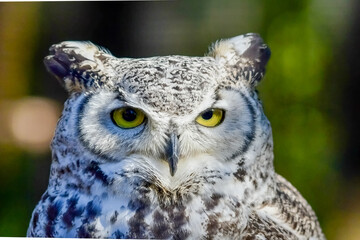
[166,133,179,177]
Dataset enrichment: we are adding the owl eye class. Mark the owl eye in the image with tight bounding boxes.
[196,108,225,127]
[111,107,145,129]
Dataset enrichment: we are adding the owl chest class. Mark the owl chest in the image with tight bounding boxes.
[34,171,254,238]
[31,182,255,239]
[78,189,248,239]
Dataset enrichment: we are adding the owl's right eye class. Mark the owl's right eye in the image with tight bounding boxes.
[111,107,145,129]
[196,108,225,127]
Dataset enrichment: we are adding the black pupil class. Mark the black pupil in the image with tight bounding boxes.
[122,108,137,122]
[202,110,213,120]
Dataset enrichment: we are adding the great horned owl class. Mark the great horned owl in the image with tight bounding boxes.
[27,33,325,239]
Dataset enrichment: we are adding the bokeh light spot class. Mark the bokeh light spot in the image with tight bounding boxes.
[8,97,60,153]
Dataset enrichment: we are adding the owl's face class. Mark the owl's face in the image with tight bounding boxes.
[47,34,270,191]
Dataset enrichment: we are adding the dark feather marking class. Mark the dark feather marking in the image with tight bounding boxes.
[77,94,93,146]
[260,172,269,182]
[204,193,222,211]
[66,183,80,191]
[85,199,102,221]
[151,210,171,239]
[161,203,189,237]
[45,224,54,237]
[272,179,320,237]
[224,92,256,162]
[77,94,114,160]
[233,167,247,181]
[127,211,150,239]
[173,229,190,240]
[112,230,125,238]
[62,195,84,228]
[84,161,113,185]
[253,180,258,189]
[47,201,62,222]
[242,213,297,240]
[127,185,152,239]
[173,210,188,229]
[239,92,256,153]
[78,224,97,238]
[206,214,219,239]
[77,226,91,238]
[32,211,39,230]
[45,201,62,237]
[115,92,126,102]
[41,192,50,203]
[228,93,256,182]
[110,211,118,224]
[52,152,59,163]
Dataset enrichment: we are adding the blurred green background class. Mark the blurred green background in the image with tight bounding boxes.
[0,1,359,239]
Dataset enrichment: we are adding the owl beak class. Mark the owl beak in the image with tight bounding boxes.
[166,133,179,177]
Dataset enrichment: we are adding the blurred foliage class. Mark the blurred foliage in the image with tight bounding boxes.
[0,1,359,239]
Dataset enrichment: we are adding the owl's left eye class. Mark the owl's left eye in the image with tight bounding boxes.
[111,107,146,129]
[196,108,225,127]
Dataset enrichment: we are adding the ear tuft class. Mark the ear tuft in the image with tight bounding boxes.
[208,33,271,88]
[207,40,234,60]
[44,41,114,93]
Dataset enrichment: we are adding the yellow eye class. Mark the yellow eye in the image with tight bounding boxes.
[196,108,225,127]
[111,107,145,129]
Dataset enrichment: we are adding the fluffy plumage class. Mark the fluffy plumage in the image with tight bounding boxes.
[28,33,325,239]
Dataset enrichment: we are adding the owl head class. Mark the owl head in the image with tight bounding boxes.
[45,33,271,193]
